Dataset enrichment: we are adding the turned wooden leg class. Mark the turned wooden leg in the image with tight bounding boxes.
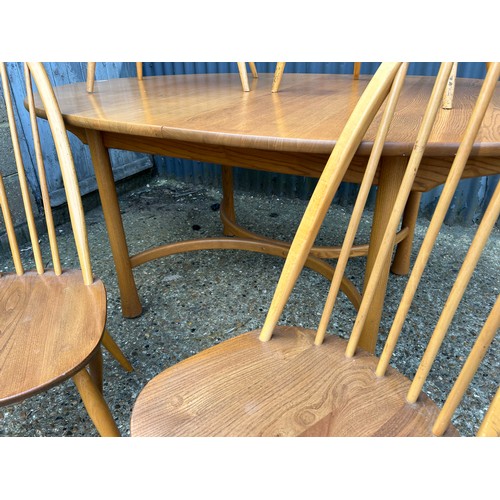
[72,368,120,437]
[391,190,422,275]
[102,329,133,372]
[88,346,103,393]
[358,157,407,353]
[86,129,142,318]
[221,165,236,236]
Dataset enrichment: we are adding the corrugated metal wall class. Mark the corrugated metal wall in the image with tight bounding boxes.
[142,62,499,225]
[5,62,499,225]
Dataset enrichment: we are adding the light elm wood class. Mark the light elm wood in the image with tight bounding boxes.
[41,72,500,166]
[0,271,106,405]
[86,128,143,317]
[346,63,455,356]
[389,190,422,275]
[130,327,459,437]
[31,66,500,351]
[478,387,500,437]
[273,62,363,92]
[86,62,96,93]
[102,329,134,372]
[25,64,62,276]
[0,62,132,437]
[0,176,23,275]
[237,62,258,92]
[272,62,286,92]
[433,293,500,435]
[442,62,458,109]
[377,62,500,377]
[1,64,44,274]
[131,63,499,438]
[259,63,404,342]
[128,236,362,309]
[407,178,500,403]
[72,367,120,437]
[220,165,236,235]
[315,63,409,345]
[353,62,361,80]
[136,62,143,80]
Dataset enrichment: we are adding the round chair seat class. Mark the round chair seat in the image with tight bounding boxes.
[0,270,106,406]
[130,326,459,437]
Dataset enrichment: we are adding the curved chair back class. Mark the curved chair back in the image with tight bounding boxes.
[264,61,500,436]
[0,62,94,285]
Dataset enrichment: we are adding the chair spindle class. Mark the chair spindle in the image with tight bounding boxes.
[24,63,62,275]
[345,62,455,357]
[259,62,404,342]
[376,61,500,377]
[0,62,44,274]
[407,179,500,403]
[314,63,409,345]
[0,175,24,275]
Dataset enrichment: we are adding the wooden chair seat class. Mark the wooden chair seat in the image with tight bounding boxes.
[130,326,459,437]
[0,269,106,405]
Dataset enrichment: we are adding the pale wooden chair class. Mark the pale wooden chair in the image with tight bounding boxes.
[130,62,500,437]
[86,62,257,93]
[0,62,133,436]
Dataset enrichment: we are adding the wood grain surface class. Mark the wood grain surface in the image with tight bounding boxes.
[0,270,106,406]
[130,326,459,437]
[32,73,500,192]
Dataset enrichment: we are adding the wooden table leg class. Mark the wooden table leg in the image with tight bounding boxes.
[221,165,236,236]
[358,156,407,353]
[86,129,142,318]
[391,190,422,275]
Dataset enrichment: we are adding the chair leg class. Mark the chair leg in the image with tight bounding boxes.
[102,329,134,372]
[88,346,103,392]
[72,368,120,437]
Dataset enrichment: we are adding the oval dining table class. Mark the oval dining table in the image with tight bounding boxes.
[32,71,500,353]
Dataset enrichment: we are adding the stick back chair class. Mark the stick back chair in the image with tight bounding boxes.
[0,62,133,437]
[130,62,500,437]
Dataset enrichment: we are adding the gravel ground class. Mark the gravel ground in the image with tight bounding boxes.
[0,176,498,437]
